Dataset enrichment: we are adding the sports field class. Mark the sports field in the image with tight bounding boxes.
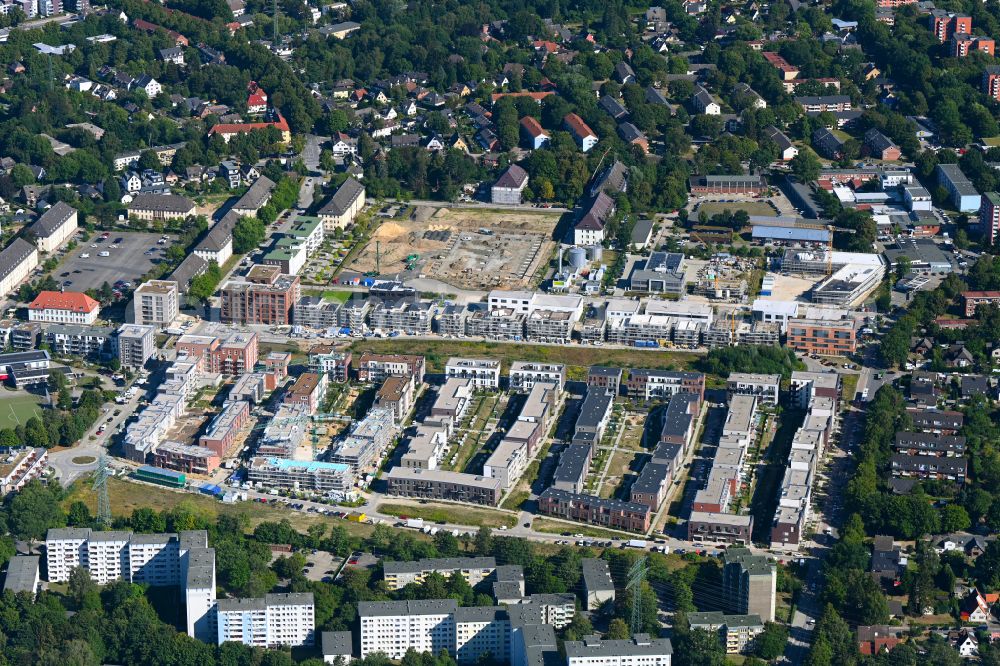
[0,393,45,429]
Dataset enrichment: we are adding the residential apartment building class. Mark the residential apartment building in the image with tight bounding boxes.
[726,373,780,405]
[722,547,776,622]
[27,201,77,253]
[981,192,1000,247]
[688,612,763,654]
[382,557,498,591]
[132,280,179,327]
[45,324,113,358]
[537,488,651,532]
[0,238,39,297]
[216,593,315,647]
[565,635,673,665]
[376,374,416,423]
[445,357,501,389]
[624,369,705,402]
[509,361,565,391]
[687,512,753,544]
[786,316,857,356]
[936,163,981,213]
[284,372,328,415]
[356,352,426,384]
[247,457,353,493]
[318,177,365,230]
[0,447,48,495]
[221,265,300,326]
[385,467,502,505]
[483,439,529,489]
[564,113,598,152]
[127,193,196,221]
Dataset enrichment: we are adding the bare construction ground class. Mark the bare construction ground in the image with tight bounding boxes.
[349,207,559,290]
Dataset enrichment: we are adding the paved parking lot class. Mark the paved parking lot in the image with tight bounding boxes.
[55,232,175,292]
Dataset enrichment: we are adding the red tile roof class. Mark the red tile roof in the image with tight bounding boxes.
[563,112,596,139]
[520,116,547,138]
[29,291,99,313]
[209,113,290,136]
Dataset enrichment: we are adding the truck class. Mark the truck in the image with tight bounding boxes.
[406,518,425,529]
[626,539,648,549]
[346,513,367,523]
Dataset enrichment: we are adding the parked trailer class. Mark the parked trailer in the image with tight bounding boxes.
[406,518,425,529]
[626,539,648,549]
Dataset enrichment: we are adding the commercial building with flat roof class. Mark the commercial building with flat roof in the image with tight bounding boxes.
[629,252,686,294]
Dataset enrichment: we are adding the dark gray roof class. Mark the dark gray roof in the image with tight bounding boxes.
[581,558,614,592]
[321,632,352,658]
[3,555,38,594]
[28,201,75,240]
[631,462,670,495]
[553,444,591,485]
[576,390,613,429]
[128,193,195,214]
[319,177,364,217]
[599,96,628,119]
[660,392,698,439]
[232,175,275,212]
[169,253,209,290]
[358,599,458,616]
[0,238,37,285]
[494,164,528,189]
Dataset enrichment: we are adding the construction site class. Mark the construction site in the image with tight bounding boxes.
[689,255,760,302]
[348,206,559,290]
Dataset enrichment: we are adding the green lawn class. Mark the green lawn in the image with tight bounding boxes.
[532,517,632,539]
[322,290,353,304]
[376,502,517,528]
[984,137,1000,147]
[0,393,45,429]
[696,201,777,218]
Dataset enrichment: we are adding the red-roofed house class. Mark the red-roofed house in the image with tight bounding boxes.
[209,113,291,144]
[960,589,992,623]
[490,91,554,104]
[28,291,100,325]
[247,91,268,114]
[520,116,550,149]
[563,113,598,152]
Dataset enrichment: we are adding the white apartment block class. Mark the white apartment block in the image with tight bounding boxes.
[565,635,673,665]
[44,529,309,647]
[726,373,780,406]
[360,600,457,659]
[445,357,501,389]
[509,361,566,391]
[359,600,512,663]
[133,280,179,327]
[483,438,529,489]
[216,593,315,647]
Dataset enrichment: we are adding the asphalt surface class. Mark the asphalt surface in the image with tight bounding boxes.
[57,232,173,293]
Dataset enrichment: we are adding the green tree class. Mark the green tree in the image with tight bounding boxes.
[232,216,266,254]
[791,148,821,183]
[754,622,789,660]
[606,618,630,640]
[9,481,66,540]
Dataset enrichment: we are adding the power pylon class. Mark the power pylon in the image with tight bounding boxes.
[626,556,648,635]
[93,454,112,527]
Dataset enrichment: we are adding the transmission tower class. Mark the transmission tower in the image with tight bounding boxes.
[626,557,648,635]
[93,454,112,528]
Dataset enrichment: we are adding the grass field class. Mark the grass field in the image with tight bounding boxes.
[984,137,1000,147]
[841,373,860,403]
[697,201,778,218]
[349,340,697,378]
[64,477,378,535]
[322,290,353,304]
[376,502,517,529]
[0,393,45,429]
